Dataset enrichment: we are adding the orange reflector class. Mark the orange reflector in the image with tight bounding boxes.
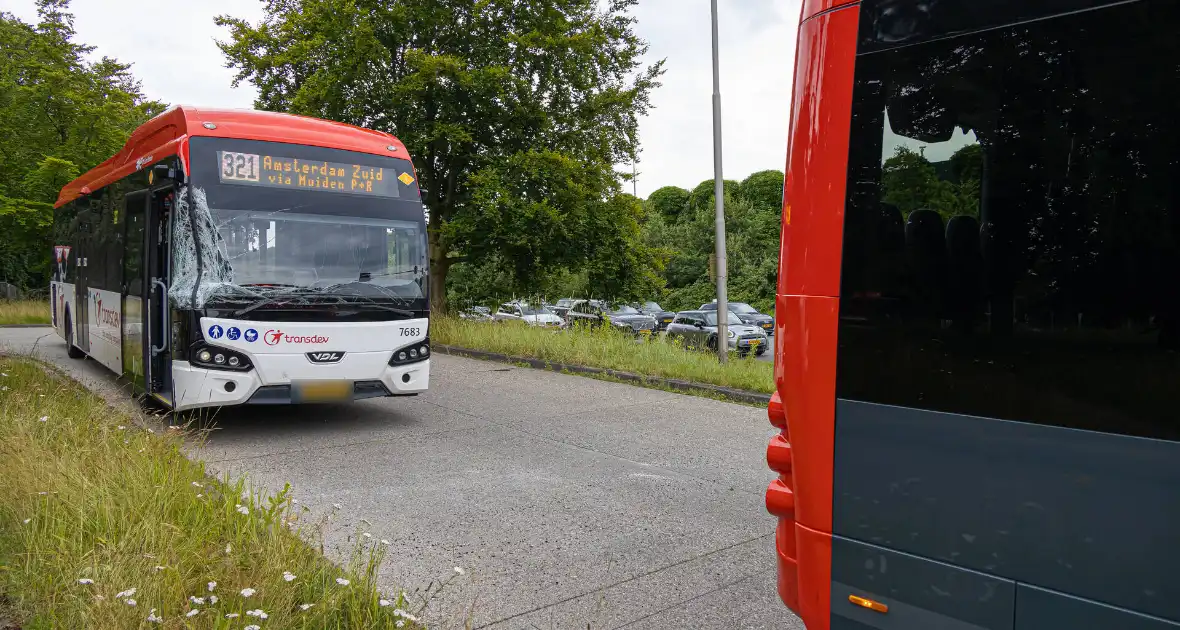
[849,595,889,614]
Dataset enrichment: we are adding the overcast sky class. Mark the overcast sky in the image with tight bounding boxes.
[0,0,800,198]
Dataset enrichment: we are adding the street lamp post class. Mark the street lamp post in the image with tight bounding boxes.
[710,0,729,363]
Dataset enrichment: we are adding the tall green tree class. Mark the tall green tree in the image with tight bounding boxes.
[0,1,162,288]
[217,0,664,312]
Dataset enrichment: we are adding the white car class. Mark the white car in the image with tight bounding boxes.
[493,302,565,327]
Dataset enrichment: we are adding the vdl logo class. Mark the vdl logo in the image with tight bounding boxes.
[306,351,345,364]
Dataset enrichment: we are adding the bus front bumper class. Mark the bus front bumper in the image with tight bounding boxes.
[171,358,430,411]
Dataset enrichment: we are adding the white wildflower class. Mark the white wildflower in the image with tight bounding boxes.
[146,609,163,623]
[225,613,239,619]
[147,428,154,433]
[236,504,249,515]
[209,595,219,604]
[362,532,372,539]
[186,609,200,617]
[282,571,296,582]
[380,539,391,546]
[94,595,104,600]
[117,425,125,430]
[153,565,166,572]
[1,372,7,376]
[393,609,419,622]
[22,518,30,524]
[246,608,268,619]
[191,481,202,487]
[37,491,47,495]
[125,599,137,606]
[77,578,94,585]
[143,554,155,559]
[335,577,350,586]
[332,503,342,510]
[245,626,261,630]
[196,493,203,498]
[291,498,299,504]
[379,599,391,607]
[454,566,465,575]
[396,621,405,629]
[240,587,256,597]
[207,581,217,591]
[189,596,205,605]
[299,603,314,611]
[1,386,8,391]
[38,415,48,422]
[115,588,137,599]
[225,544,232,555]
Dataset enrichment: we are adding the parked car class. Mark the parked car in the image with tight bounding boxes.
[549,297,576,320]
[666,309,768,357]
[633,301,677,331]
[700,300,775,335]
[565,299,657,336]
[459,305,493,321]
[493,302,565,327]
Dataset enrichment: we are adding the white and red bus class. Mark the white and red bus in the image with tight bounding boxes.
[51,106,431,411]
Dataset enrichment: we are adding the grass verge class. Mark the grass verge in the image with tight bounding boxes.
[0,300,49,326]
[0,356,424,629]
[431,317,774,394]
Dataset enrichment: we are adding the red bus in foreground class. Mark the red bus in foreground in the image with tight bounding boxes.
[768,1,1180,629]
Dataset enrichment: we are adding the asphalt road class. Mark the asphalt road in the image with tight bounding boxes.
[1,327,799,630]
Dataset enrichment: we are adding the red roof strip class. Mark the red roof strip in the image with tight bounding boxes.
[56,106,411,208]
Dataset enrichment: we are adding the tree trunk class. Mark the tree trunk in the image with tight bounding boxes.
[428,222,450,314]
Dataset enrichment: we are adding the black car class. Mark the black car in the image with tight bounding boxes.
[633,301,677,331]
[565,299,657,336]
[700,301,775,334]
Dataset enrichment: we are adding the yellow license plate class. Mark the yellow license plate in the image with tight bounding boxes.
[640,329,652,336]
[749,340,761,347]
[762,323,772,328]
[662,318,673,323]
[292,380,352,403]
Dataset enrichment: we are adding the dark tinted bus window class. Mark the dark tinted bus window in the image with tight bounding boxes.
[857,0,1127,53]
[837,0,1180,441]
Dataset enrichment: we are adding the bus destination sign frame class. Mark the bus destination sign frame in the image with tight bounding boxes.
[216,151,401,198]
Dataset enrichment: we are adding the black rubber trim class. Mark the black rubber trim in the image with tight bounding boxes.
[435,344,771,405]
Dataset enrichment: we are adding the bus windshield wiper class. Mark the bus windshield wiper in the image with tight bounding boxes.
[230,291,416,319]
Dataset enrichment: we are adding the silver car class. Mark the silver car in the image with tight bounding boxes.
[493,302,565,327]
[664,309,768,357]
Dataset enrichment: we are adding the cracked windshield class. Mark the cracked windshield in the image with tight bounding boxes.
[190,137,428,309]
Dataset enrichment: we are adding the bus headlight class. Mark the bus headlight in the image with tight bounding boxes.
[390,338,430,366]
[191,345,252,371]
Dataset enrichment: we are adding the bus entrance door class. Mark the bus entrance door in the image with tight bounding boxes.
[146,186,174,403]
[122,190,149,390]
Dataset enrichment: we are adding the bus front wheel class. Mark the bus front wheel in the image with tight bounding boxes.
[64,311,84,359]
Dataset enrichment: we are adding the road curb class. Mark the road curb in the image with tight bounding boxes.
[435,344,772,405]
[0,324,51,328]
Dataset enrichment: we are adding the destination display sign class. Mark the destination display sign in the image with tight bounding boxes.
[217,151,403,197]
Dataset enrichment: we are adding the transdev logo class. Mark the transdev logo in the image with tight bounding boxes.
[264,330,330,346]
